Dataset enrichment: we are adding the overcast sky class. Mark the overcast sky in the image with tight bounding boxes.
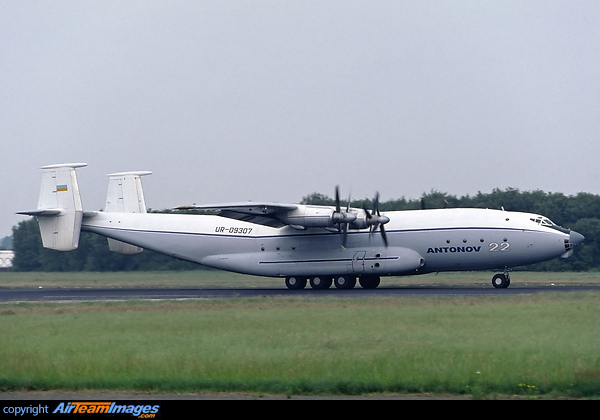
[2,1,600,238]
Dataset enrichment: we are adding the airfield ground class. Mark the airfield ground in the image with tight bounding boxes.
[1,271,599,399]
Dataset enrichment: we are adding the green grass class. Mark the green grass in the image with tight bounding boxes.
[1,269,600,289]
[1,288,599,398]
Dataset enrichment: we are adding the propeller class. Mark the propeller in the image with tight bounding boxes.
[331,187,389,248]
[363,191,390,247]
[332,186,356,248]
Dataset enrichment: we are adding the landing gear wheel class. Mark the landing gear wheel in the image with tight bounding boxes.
[310,276,332,290]
[359,275,381,289]
[285,276,307,290]
[334,275,356,290]
[492,273,510,289]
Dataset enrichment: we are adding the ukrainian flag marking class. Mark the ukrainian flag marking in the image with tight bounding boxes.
[56,184,68,192]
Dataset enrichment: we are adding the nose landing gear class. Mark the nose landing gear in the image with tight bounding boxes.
[492,269,511,289]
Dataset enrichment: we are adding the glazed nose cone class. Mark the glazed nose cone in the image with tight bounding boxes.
[569,230,585,246]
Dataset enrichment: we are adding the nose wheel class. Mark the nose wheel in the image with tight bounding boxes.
[492,272,511,288]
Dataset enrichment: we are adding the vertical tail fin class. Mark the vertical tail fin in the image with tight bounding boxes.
[104,171,152,254]
[18,163,87,251]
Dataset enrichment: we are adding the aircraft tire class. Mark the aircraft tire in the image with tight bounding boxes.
[310,276,332,290]
[492,274,510,289]
[334,275,356,290]
[285,276,307,290]
[359,275,380,289]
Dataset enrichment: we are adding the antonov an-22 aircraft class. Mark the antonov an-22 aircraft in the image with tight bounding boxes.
[18,163,585,290]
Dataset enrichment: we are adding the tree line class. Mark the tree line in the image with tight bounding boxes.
[11,188,600,272]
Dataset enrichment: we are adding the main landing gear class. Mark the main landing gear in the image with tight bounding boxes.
[284,276,307,290]
[284,275,380,290]
[286,272,513,290]
[492,269,511,289]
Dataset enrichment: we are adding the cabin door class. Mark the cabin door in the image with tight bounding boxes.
[352,251,366,272]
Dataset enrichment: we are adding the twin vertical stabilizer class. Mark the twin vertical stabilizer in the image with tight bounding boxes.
[104,171,152,254]
[17,163,87,251]
[18,164,152,254]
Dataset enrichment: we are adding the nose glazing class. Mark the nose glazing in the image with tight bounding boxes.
[569,230,585,247]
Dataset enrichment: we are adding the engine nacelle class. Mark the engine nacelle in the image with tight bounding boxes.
[277,205,337,228]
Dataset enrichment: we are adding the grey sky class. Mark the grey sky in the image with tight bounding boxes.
[2,1,600,238]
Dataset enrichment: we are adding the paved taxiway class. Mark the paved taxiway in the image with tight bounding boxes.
[1,285,599,302]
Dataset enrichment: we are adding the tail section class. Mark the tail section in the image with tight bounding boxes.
[18,164,152,254]
[104,171,152,254]
[18,163,87,251]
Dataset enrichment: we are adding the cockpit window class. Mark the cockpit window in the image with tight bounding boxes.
[530,216,570,234]
[530,217,555,226]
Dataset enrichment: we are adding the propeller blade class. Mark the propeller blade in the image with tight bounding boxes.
[342,223,348,248]
[373,192,379,216]
[364,191,389,247]
[363,204,372,220]
[380,224,388,247]
[333,186,356,248]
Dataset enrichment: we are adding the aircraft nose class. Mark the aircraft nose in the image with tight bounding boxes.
[569,230,585,246]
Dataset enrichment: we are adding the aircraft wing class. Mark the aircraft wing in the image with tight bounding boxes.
[174,202,298,228]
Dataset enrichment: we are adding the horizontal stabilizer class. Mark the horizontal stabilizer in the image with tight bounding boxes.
[17,209,62,217]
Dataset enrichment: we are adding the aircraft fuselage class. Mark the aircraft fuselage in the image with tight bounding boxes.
[82,207,579,278]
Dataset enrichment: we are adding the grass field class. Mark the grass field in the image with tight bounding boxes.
[2,269,600,289]
[1,271,599,399]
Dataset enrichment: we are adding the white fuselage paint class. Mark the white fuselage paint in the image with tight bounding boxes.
[82,208,573,278]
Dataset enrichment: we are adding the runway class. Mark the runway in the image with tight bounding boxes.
[2,285,599,302]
